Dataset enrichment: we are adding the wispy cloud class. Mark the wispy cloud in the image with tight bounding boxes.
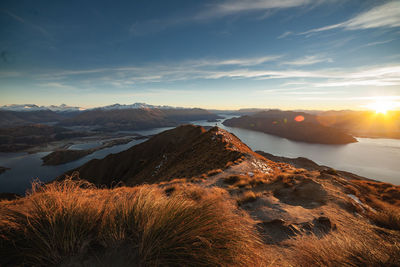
[188,55,282,67]
[202,0,314,18]
[38,55,281,81]
[26,50,399,93]
[38,82,78,90]
[361,39,396,48]
[3,10,24,23]
[277,31,293,39]
[130,0,323,34]
[281,55,333,66]
[2,9,53,39]
[262,88,341,95]
[301,1,400,35]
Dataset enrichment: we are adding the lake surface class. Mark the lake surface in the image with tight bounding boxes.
[0,127,173,195]
[195,116,400,185]
[0,117,399,195]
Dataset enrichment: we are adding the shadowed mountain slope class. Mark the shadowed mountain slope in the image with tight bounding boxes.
[0,124,90,152]
[60,108,220,131]
[63,125,254,186]
[0,110,69,127]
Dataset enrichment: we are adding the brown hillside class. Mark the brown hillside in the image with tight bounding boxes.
[63,125,253,186]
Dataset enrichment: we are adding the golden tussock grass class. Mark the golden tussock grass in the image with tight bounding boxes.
[287,229,400,267]
[344,180,400,230]
[223,174,268,189]
[368,207,400,230]
[206,168,223,177]
[237,191,261,205]
[0,179,267,266]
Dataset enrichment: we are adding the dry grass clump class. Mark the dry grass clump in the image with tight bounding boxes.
[0,179,104,266]
[342,180,400,230]
[237,191,261,205]
[225,158,243,168]
[224,175,241,185]
[206,168,223,177]
[0,179,266,266]
[320,168,338,176]
[224,174,268,189]
[275,173,306,187]
[350,180,400,207]
[288,230,400,267]
[368,205,400,231]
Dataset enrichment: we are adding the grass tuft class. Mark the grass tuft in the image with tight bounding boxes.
[288,231,400,267]
[0,179,265,266]
[368,207,400,230]
[237,191,259,205]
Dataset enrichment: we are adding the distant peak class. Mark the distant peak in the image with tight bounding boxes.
[0,104,81,112]
[95,102,184,110]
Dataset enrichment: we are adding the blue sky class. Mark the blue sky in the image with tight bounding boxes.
[0,0,399,110]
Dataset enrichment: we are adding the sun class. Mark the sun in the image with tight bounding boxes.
[365,99,398,114]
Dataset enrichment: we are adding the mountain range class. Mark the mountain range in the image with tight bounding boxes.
[0,102,181,112]
[0,104,82,112]
[0,104,220,129]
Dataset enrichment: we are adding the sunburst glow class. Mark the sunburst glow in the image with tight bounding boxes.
[365,99,399,114]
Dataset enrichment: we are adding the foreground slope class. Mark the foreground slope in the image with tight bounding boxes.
[1,125,400,266]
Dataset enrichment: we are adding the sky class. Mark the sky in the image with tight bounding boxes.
[0,0,400,110]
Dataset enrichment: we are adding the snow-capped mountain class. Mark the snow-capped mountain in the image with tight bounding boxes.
[0,104,82,112]
[94,103,183,110]
[0,103,184,112]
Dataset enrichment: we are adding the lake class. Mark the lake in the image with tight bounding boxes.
[0,127,174,195]
[0,117,399,194]
[197,116,400,185]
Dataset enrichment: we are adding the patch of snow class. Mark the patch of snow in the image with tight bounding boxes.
[95,102,182,110]
[0,104,82,112]
[348,194,363,205]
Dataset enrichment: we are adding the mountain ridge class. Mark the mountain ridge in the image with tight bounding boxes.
[61,125,261,186]
[0,102,185,112]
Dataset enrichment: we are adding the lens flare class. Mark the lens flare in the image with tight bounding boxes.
[294,115,305,122]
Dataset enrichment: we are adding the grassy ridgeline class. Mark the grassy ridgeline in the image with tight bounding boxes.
[0,179,265,266]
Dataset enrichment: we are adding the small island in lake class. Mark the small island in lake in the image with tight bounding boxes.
[41,137,141,165]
